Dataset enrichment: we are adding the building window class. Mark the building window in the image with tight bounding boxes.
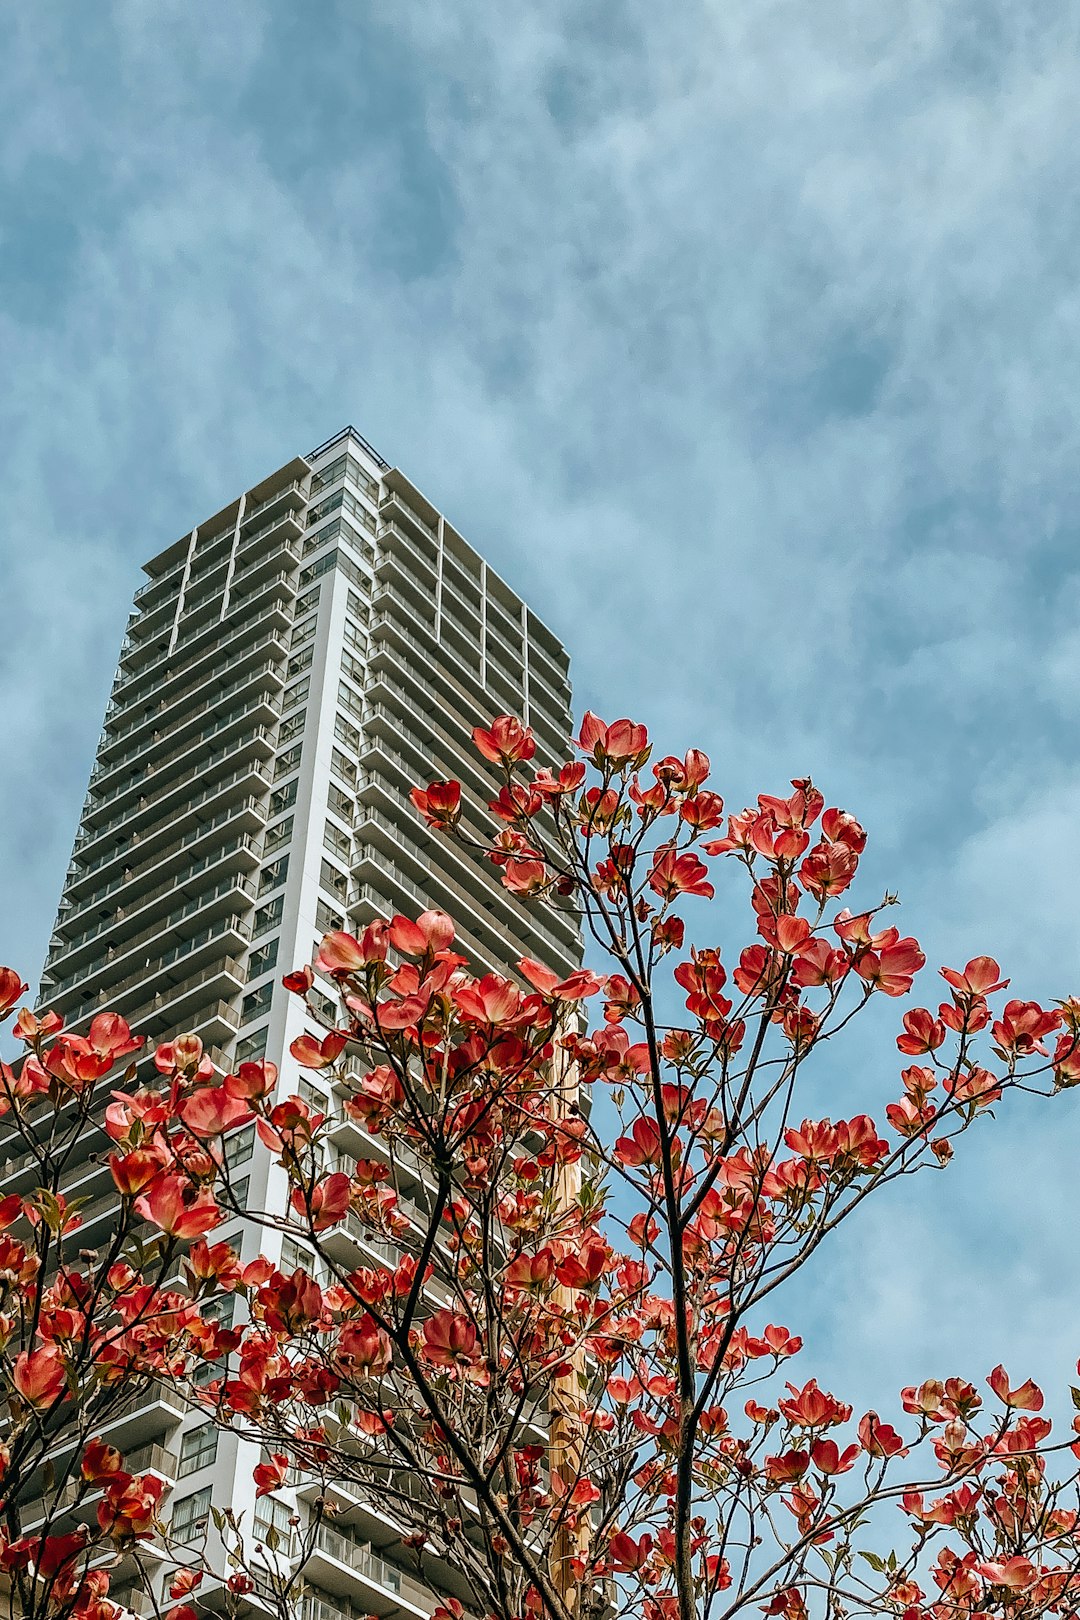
[280,1236,311,1275]
[253,896,284,938]
[258,855,289,896]
[344,619,367,656]
[320,858,348,903]
[263,816,293,857]
[242,981,274,1021]
[290,616,317,651]
[327,782,353,823]
[299,1076,328,1112]
[337,683,363,723]
[171,1486,212,1542]
[227,1122,256,1167]
[270,780,298,818]
[236,1027,268,1065]
[347,588,369,620]
[279,709,305,746]
[295,583,321,617]
[323,822,350,862]
[330,746,356,787]
[341,648,366,687]
[273,744,302,782]
[178,1425,218,1478]
[282,675,309,712]
[315,899,344,935]
[298,550,338,588]
[248,936,279,978]
[334,714,361,754]
[287,645,313,679]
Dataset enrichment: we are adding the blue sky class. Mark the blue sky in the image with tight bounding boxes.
[2,1,1079,1422]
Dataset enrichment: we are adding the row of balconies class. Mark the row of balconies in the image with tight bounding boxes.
[115,596,292,704]
[374,502,569,697]
[95,655,285,772]
[65,792,265,902]
[46,876,255,998]
[73,743,272,860]
[366,600,568,767]
[50,844,261,970]
[353,803,578,973]
[113,961,245,1043]
[47,923,250,1032]
[124,507,301,653]
[88,692,279,816]
[104,625,288,732]
[58,830,262,942]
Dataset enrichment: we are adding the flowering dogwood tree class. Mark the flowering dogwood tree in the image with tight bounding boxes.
[6,709,1080,1620]
[0,980,235,1620]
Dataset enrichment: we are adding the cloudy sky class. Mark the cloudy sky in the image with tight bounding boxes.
[2,1,1079,1421]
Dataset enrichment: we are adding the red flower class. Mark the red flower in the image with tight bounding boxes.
[649,849,714,902]
[0,967,27,1016]
[253,1454,290,1498]
[473,715,536,766]
[410,779,462,828]
[422,1310,480,1368]
[857,1411,907,1458]
[13,1345,67,1407]
[179,1086,255,1137]
[135,1174,221,1240]
[577,712,650,767]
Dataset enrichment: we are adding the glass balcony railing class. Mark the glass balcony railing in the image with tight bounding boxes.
[47,878,254,996]
[90,689,278,798]
[50,838,260,962]
[73,745,271,855]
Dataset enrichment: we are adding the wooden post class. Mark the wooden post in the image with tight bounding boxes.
[549,1038,590,1616]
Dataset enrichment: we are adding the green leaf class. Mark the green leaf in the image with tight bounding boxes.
[858,1552,886,1574]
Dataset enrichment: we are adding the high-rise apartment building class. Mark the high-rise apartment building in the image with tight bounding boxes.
[29,426,581,1616]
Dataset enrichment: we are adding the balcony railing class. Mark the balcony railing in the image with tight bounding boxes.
[56,832,259,939]
[48,877,254,996]
[73,746,271,855]
[99,656,284,763]
[105,626,287,727]
[67,794,265,894]
[47,912,250,1003]
[116,602,291,696]
[50,867,256,974]
[90,691,278,802]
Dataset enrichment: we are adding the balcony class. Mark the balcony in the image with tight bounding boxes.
[306,1523,432,1617]
[373,541,436,614]
[234,532,300,591]
[89,690,279,806]
[98,656,284,767]
[378,487,439,551]
[355,805,577,970]
[47,921,249,1025]
[65,793,265,900]
[49,864,257,979]
[56,832,261,943]
[47,877,254,1000]
[116,603,291,702]
[73,745,272,862]
[114,964,245,1042]
[106,628,288,729]
[241,478,307,533]
[21,1441,178,1534]
[133,554,187,609]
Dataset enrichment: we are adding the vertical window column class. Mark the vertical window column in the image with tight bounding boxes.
[219,492,247,621]
[167,527,199,656]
